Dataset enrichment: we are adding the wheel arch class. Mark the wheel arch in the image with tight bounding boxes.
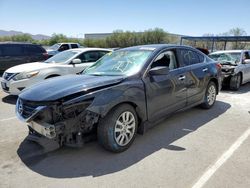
[209,77,219,94]
[103,101,143,124]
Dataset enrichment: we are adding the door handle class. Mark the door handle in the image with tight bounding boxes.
[202,68,208,72]
[178,75,186,81]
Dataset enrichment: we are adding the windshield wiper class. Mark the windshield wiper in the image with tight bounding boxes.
[88,73,103,76]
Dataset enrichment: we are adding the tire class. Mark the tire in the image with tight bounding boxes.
[200,81,217,109]
[230,73,241,91]
[97,104,138,153]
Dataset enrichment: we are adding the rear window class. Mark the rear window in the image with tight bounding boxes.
[71,44,78,48]
[24,45,45,54]
[180,49,201,66]
[197,53,205,62]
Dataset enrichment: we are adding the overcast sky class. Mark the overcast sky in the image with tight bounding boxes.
[0,0,249,37]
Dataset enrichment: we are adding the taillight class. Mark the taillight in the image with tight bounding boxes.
[43,52,49,59]
[216,63,222,70]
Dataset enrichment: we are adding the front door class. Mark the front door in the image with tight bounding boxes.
[143,49,188,122]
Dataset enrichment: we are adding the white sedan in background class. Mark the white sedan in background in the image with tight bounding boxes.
[1,48,111,95]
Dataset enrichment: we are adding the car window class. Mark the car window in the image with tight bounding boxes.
[151,50,177,70]
[188,51,200,64]
[197,52,205,62]
[48,44,60,50]
[98,51,109,58]
[71,44,78,48]
[44,50,78,63]
[24,45,44,54]
[209,52,241,64]
[243,51,250,60]
[180,49,200,66]
[59,44,70,51]
[78,51,100,63]
[1,45,23,56]
[84,50,152,76]
[179,50,189,66]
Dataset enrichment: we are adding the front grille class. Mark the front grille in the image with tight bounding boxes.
[3,72,17,81]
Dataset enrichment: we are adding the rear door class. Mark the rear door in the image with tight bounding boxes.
[143,48,188,122]
[24,45,46,62]
[177,48,209,105]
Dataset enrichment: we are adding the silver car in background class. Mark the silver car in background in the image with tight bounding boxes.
[209,50,250,90]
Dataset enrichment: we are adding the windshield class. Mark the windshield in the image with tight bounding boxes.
[84,50,153,76]
[209,52,241,64]
[48,44,60,50]
[44,50,78,64]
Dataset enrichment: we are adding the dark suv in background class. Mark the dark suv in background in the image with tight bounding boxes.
[0,42,48,72]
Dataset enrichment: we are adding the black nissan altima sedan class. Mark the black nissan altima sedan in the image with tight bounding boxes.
[16,44,222,152]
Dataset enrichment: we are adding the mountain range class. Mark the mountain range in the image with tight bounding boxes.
[0,30,51,40]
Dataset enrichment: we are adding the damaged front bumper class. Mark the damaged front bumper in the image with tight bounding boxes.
[16,98,99,147]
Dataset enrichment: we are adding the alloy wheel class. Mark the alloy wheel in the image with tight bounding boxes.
[114,111,136,146]
[207,85,216,106]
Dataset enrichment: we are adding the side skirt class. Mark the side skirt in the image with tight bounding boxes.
[138,99,205,134]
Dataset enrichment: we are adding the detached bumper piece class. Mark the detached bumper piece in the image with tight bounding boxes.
[28,121,56,139]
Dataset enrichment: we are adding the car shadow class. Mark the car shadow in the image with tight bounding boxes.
[221,82,250,94]
[2,95,18,105]
[17,100,231,178]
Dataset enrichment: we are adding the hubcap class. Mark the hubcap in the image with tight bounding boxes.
[207,85,216,106]
[114,111,136,146]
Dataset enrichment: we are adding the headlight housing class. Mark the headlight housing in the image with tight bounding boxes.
[13,71,39,81]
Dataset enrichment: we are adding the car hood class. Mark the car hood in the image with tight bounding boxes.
[19,74,125,102]
[6,62,55,73]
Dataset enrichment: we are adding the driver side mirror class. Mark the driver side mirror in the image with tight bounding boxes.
[149,66,170,76]
[243,59,250,64]
[71,58,82,64]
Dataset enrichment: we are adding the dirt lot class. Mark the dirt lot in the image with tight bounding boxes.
[0,84,250,188]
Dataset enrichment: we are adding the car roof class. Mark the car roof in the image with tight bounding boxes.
[0,42,37,45]
[57,42,79,45]
[210,50,246,54]
[121,44,195,51]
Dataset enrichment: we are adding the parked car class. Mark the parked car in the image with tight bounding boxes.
[209,50,250,90]
[16,44,222,152]
[46,43,81,57]
[0,42,48,72]
[1,48,111,95]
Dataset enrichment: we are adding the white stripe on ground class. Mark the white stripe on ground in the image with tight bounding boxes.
[192,126,250,188]
[0,117,16,122]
